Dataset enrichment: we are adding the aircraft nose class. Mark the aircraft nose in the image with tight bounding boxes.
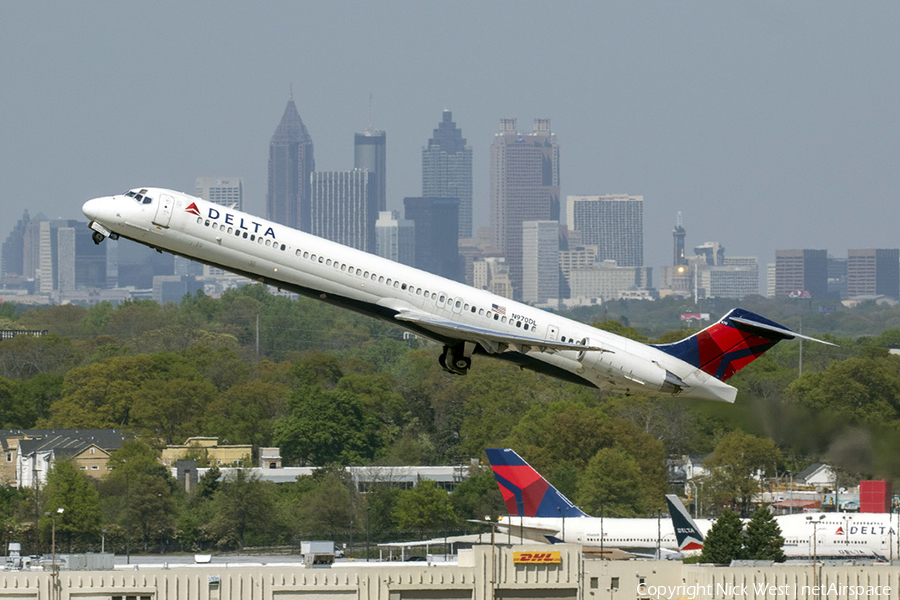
[82,197,108,221]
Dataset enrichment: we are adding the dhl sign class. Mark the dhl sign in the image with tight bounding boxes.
[513,551,561,564]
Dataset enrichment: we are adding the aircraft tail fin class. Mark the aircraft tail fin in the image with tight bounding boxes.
[665,494,704,551]
[485,448,588,518]
[650,308,835,382]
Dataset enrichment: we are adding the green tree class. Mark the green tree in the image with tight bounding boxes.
[41,460,102,551]
[705,430,780,514]
[395,480,456,539]
[274,387,380,465]
[699,509,744,564]
[743,507,785,562]
[575,447,646,517]
[207,469,275,550]
[101,441,179,553]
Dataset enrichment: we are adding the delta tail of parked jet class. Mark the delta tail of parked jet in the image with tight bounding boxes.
[84,188,832,401]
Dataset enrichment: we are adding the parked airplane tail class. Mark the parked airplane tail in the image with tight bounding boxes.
[485,448,588,518]
[650,308,835,382]
[665,494,704,551]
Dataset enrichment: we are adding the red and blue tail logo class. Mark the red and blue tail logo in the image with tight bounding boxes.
[486,448,588,518]
[652,308,797,382]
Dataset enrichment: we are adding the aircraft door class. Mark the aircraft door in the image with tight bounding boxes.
[451,298,463,314]
[547,325,559,341]
[153,193,175,228]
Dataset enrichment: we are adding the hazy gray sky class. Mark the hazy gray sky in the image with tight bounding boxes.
[2,2,897,272]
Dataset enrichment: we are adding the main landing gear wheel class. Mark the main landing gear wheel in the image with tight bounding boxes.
[439,344,472,376]
[92,231,105,245]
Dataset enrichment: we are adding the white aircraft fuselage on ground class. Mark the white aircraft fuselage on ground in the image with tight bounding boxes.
[83,188,823,401]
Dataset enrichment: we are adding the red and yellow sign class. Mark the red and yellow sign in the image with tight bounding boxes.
[513,551,561,564]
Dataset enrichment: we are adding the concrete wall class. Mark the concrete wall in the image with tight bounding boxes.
[2,545,900,600]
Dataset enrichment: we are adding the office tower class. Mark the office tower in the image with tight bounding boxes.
[490,118,560,296]
[566,195,643,267]
[775,249,827,298]
[423,109,473,238]
[522,221,559,305]
[847,249,900,300]
[267,94,315,231]
[673,212,686,266]
[196,177,244,210]
[355,129,386,212]
[1,210,30,278]
[375,211,415,266]
[694,241,725,266]
[57,227,76,293]
[311,170,378,253]
[827,256,848,300]
[569,262,653,302]
[404,197,462,282]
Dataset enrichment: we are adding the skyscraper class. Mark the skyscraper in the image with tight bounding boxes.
[404,197,462,282]
[775,249,827,298]
[355,129,386,212]
[490,118,560,297]
[423,110,473,238]
[267,94,315,231]
[673,212,686,266]
[196,177,244,210]
[847,249,900,300]
[311,170,378,254]
[522,221,559,305]
[375,211,415,266]
[566,195,643,267]
[1,209,30,279]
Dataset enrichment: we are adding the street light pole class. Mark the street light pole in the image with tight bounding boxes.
[48,507,64,600]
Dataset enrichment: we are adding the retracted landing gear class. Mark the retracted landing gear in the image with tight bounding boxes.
[439,343,472,376]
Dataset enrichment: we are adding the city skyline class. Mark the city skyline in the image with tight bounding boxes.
[1,3,898,276]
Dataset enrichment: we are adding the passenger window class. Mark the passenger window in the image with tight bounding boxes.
[311,254,317,261]
[326,259,332,266]
[479,308,484,315]
[266,240,271,246]
[364,271,369,278]
[501,316,507,323]
[394,281,399,288]
[243,232,248,238]
[416,288,422,295]
[371,273,377,280]
[440,295,445,302]
[250,234,256,241]
[524,324,529,331]
[379,276,384,283]
[386,278,392,285]
[196,217,202,224]
[494,314,499,320]
[516,322,521,328]
[455,301,461,308]
[205,220,210,226]
[228,227,233,234]
[296,250,301,256]
[304,251,309,258]
[318,256,324,263]
[357,268,362,275]
[341,264,347,271]
[402,283,407,290]
[280,244,286,251]
[257,236,263,243]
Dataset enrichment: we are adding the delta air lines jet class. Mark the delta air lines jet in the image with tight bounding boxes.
[83,188,830,401]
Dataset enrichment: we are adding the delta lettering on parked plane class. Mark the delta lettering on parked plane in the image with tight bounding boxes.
[83,188,832,400]
[486,448,896,561]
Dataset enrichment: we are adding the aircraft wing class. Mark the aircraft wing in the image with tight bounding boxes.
[394,311,612,355]
[467,519,557,544]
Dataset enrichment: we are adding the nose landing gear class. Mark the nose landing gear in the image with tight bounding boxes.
[439,343,473,376]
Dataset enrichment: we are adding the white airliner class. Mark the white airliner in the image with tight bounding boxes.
[487,448,897,560]
[83,188,830,401]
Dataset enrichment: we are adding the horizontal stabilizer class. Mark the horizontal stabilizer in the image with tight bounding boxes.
[729,316,837,346]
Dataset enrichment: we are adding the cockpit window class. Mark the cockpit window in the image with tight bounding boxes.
[124,189,152,204]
